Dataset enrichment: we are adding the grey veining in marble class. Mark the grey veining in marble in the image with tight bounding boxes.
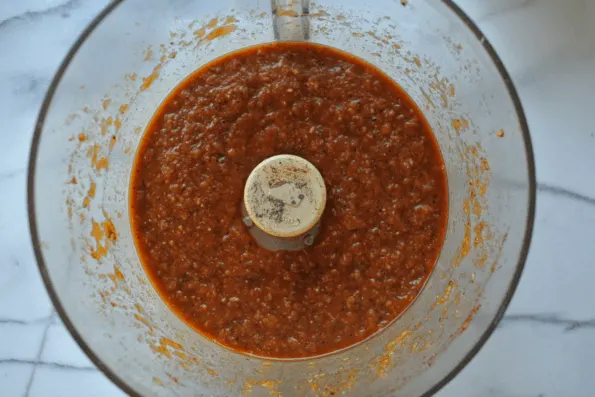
[1,0,594,396]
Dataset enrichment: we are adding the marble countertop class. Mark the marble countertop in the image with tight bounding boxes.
[1,0,594,396]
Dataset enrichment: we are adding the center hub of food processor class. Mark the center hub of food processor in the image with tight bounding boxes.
[241,154,326,251]
[244,154,326,238]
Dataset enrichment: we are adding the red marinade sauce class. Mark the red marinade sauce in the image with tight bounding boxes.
[130,42,448,358]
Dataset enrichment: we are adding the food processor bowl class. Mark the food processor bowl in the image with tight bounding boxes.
[28,0,535,396]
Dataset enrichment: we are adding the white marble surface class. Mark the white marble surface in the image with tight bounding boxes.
[1,0,594,396]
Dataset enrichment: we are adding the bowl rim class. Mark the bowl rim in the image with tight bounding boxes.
[27,1,536,396]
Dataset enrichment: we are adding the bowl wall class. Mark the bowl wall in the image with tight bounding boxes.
[29,1,534,396]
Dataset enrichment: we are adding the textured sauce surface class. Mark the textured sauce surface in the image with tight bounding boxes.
[130,42,448,358]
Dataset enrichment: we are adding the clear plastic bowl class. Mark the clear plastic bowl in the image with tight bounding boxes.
[28,0,535,396]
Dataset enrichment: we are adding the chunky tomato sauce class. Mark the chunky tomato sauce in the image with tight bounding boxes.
[130,42,447,358]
